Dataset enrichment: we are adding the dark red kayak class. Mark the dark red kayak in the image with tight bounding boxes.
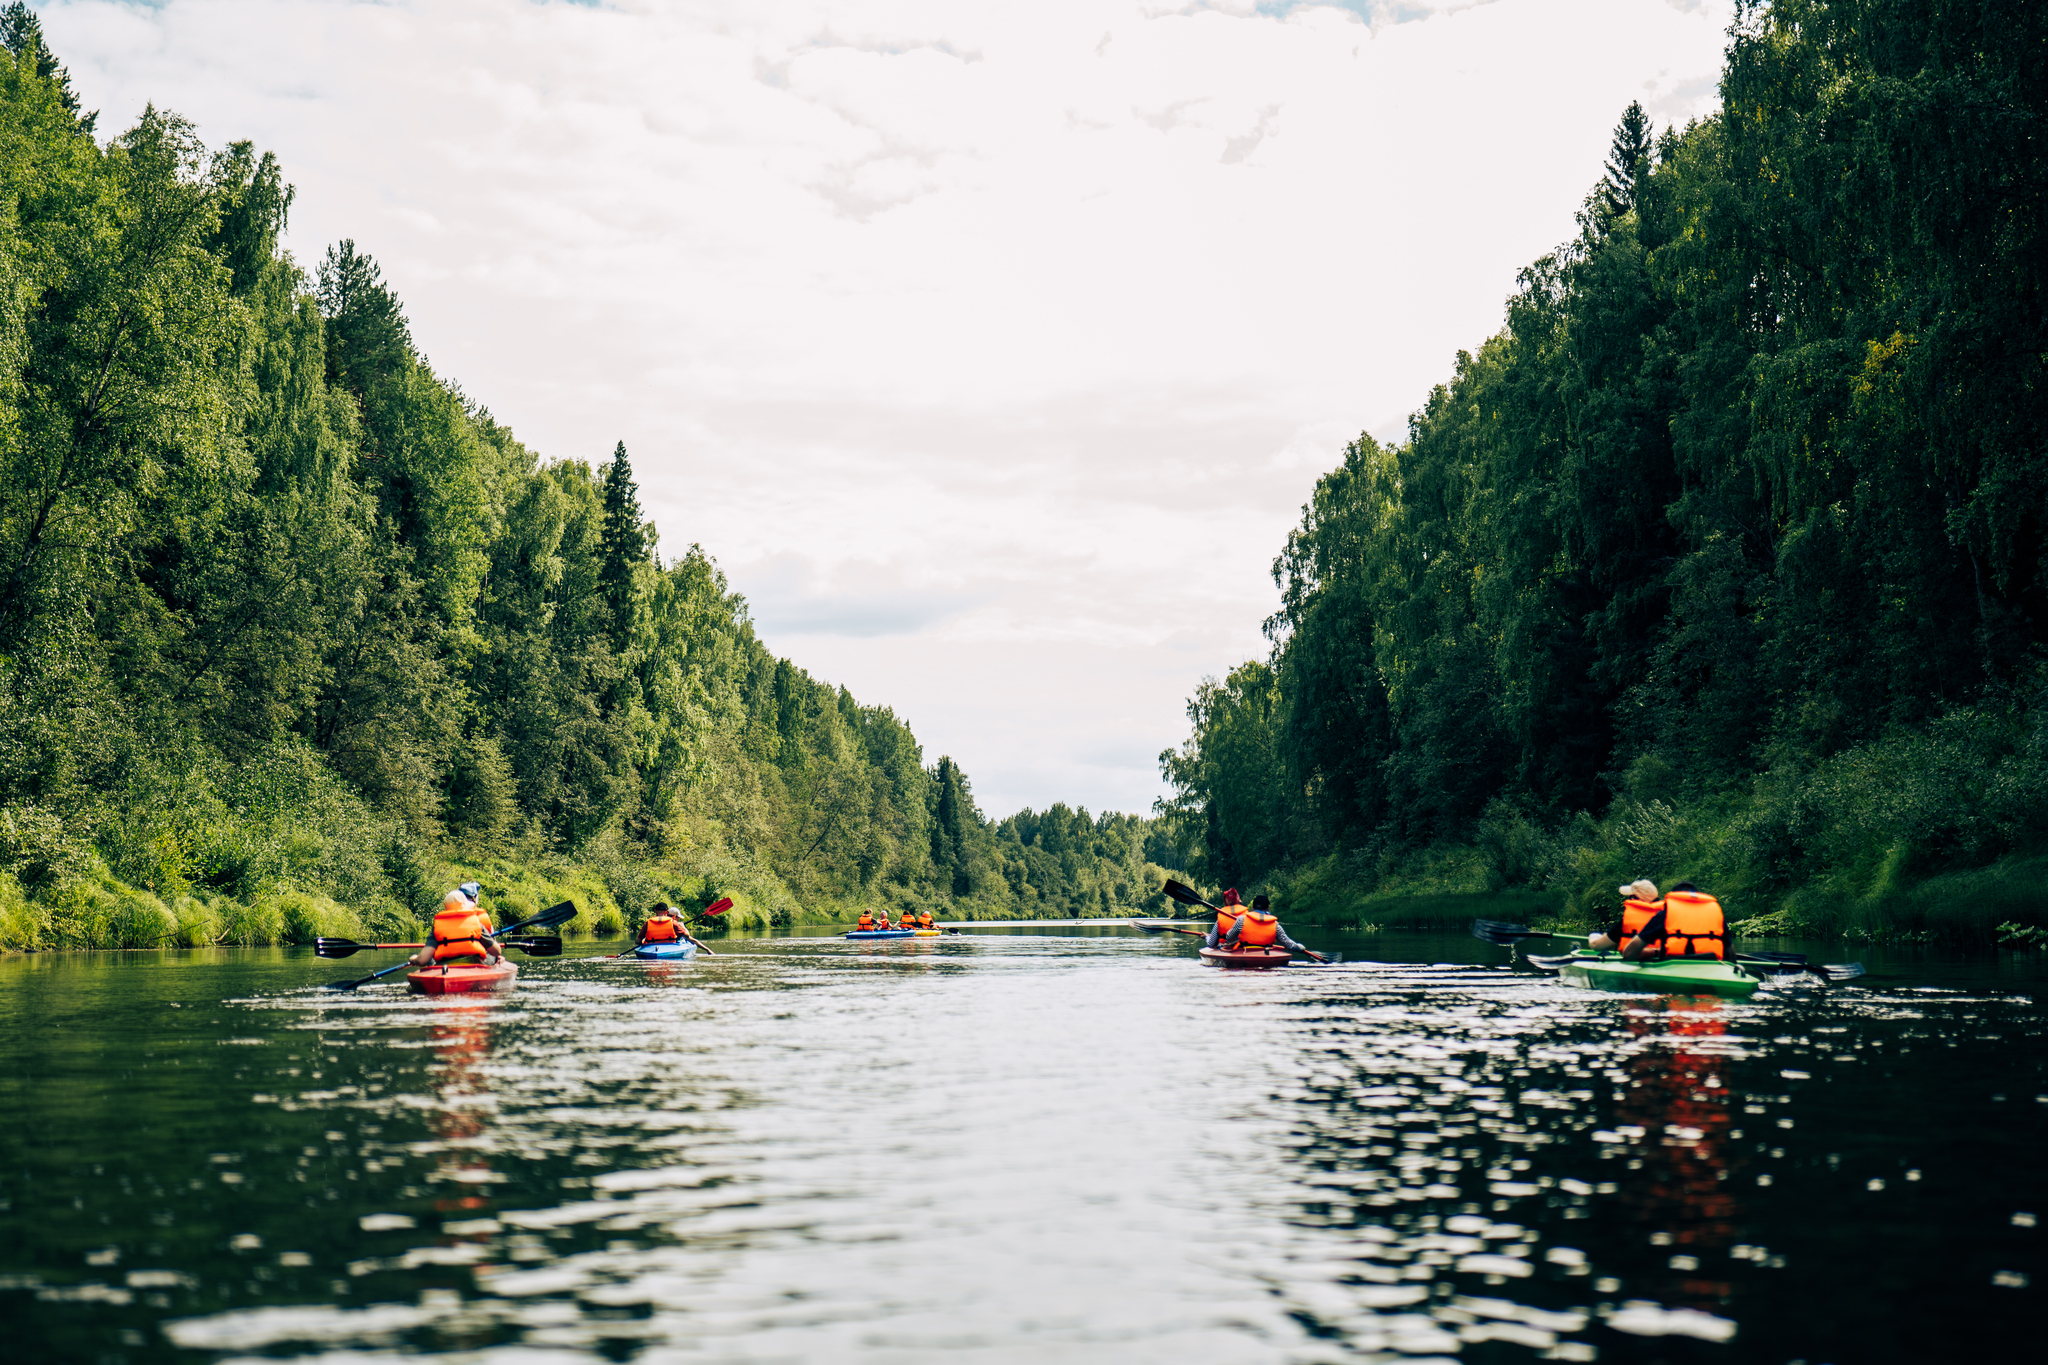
[1197,945,1296,969]
[407,961,519,995]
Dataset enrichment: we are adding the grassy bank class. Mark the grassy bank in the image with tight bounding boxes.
[1240,839,2048,948]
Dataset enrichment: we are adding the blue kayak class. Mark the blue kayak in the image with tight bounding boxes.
[632,941,699,960]
[844,929,917,940]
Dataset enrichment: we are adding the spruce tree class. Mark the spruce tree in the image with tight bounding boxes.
[0,2,93,132]
[598,441,646,652]
[1599,100,1653,220]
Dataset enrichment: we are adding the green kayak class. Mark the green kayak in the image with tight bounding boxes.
[1545,949,1763,999]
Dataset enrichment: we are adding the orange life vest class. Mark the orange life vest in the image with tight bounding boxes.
[919,913,933,929]
[432,904,495,962]
[1234,910,1280,947]
[643,913,680,943]
[1214,901,1244,939]
[1618,897,1662,951]
[877,915,893,930]
[1659,890,1726,959]
[858,912,875,931]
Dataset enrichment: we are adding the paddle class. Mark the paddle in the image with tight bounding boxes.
[1472,920,1864,983]
[315,936,564,960]
[1162,879,1220,914]
[324,901,576,991]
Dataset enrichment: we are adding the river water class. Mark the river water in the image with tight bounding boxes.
[1,924,2042,1364]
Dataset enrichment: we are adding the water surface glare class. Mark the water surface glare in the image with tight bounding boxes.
[2,927,2043,1363]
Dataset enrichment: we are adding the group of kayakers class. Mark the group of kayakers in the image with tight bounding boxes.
[1590,880,1726,959]
[855,910,936,931]
[408,884,719,964]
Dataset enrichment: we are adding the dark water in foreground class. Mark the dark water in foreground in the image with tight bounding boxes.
[1,925,2042,1364]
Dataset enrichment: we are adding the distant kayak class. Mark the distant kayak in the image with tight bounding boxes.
[1544,949,1760,999]
[407,961,518,995]
[846,929,917,940]
[1197,945,1297,969]
[632,941,698,960]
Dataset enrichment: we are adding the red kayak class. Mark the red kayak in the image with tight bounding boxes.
[407,961,519,995]
[1198,945,1296,969]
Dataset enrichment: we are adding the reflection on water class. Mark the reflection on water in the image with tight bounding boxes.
[0,931,2041,1363]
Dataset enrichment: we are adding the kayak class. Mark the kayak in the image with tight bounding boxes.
[632,941,698,961]
[1198,945,1298,969]
[1547,949,1761,999]
[407,961,518,995]
[845,929,917,940]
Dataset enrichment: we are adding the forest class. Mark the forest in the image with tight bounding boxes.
[1157,0,2048,943]
[0,7,1174,950]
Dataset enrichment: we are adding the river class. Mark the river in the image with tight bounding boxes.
[1,923,2041,1363]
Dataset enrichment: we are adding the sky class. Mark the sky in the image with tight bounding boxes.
[41,0,1735,819]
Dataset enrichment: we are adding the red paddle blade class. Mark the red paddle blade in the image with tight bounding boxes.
[701,897,733,916]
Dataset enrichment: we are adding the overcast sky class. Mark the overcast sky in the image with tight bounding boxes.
[44,0,1733,819]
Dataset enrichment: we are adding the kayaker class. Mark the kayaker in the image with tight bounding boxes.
[1590,879,1662,953]
[1203,888,1248,947]
[636,903,703,952]
[919,911,934,929]
[410,883,500,968]
[857,910,876,932]
[1221,895,1325,961]
[1620,882,1727,961]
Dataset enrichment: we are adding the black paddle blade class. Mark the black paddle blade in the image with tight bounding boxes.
[1471,919,1539,945]
[1822,962,1866,982]
[502,936,563,957]
[1740,949,1811,965]
[1161,880,1215,910]
[500,901,576,936]
[314,938,365,959]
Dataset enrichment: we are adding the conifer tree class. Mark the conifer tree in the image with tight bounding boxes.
[598,441,646,652]
[0,1,93,132]
[1599,100,1653,220]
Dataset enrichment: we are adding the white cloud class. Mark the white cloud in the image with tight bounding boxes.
[42,0,1732,816]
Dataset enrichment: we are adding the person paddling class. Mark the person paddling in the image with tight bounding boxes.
[1221,894,1325,961]
[410,882,499,969]
[637,902,704,953]
[1203,888,1248,947]
[1619,882,1727,962]
[1590,879,1662,953]
[857,910,877,932]
[919,911,934,930]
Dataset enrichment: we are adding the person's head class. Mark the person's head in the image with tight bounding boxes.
[651,902,672,917]
[1670,881,1699,893]
[1617,879,1659,901]
[457,881,482,902]
[442,887,475,915]
[1251,894,1270,911]
[1222,888,1242,905]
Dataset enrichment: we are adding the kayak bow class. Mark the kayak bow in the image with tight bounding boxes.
[1197,945,1296,969]
[845,929,917,940]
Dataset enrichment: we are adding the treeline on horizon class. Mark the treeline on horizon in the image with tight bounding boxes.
[1158,0,2047,942]
[0,8,1171,951]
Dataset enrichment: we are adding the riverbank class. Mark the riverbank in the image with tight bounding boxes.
[1270,841,2048,947]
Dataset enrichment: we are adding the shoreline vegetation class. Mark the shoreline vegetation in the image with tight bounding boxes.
[1153,1,2048,950]
[0,10,1184,955]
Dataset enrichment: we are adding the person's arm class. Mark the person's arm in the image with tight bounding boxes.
[1588,918,1623,950]
[1620,909,1667,961]
[1222,920,1243,946]
[1275,926,1305,953]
